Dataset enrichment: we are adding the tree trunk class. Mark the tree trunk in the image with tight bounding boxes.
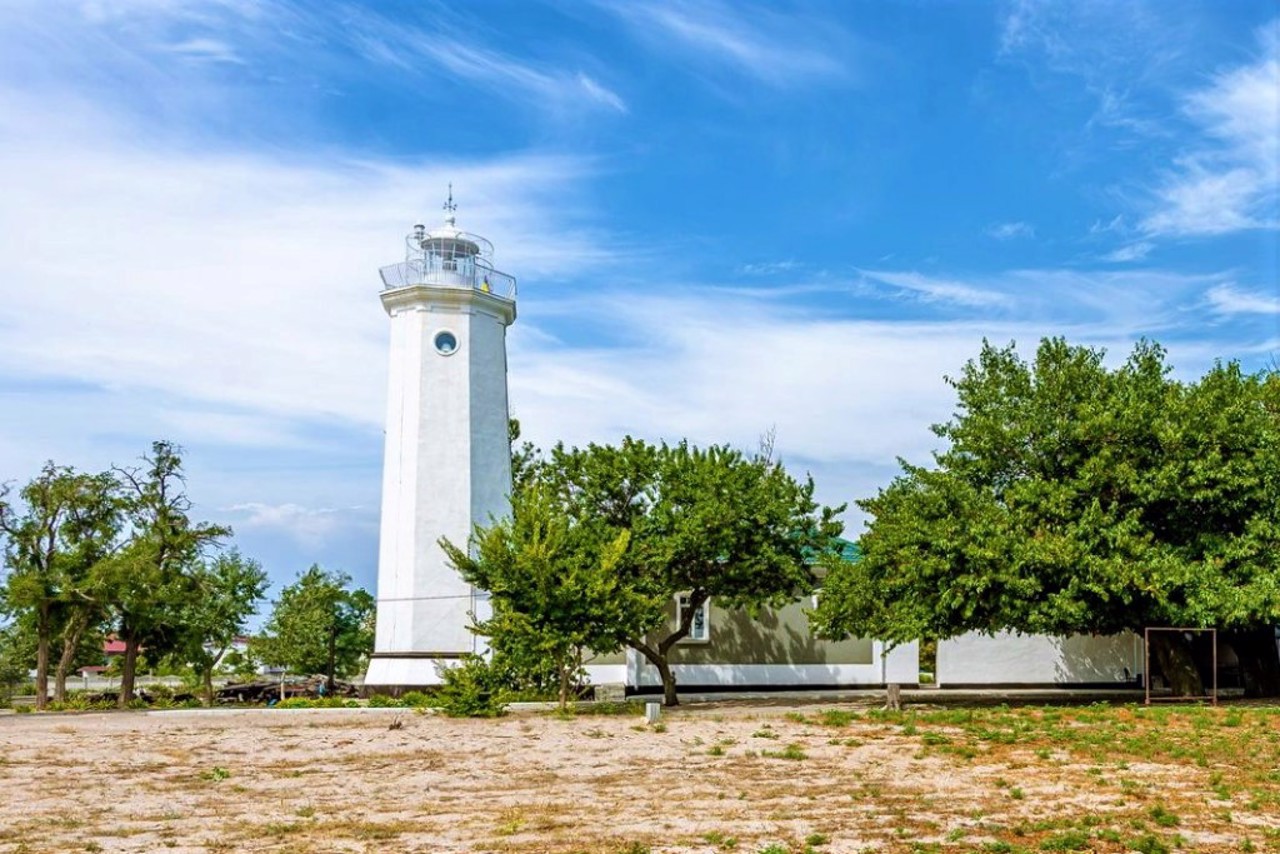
[326,624,337,693]
[1225,627,1280,698]
[203,668,215,708]
[118,634,141,709]
[34,623,50,711]
[627,637,680,707]
[54,610,91,702]
[1149,631,1204,697]
[658,660,678,707]
[558,659,570,712]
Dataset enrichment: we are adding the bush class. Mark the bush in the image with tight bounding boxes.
[435,656,509,718]
[400,690,436,708]
[367,693,401,708]
[47,696,114,712]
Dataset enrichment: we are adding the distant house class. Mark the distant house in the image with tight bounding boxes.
[584,538,919,694]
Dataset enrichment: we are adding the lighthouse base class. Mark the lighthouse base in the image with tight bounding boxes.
[363,653,470,693]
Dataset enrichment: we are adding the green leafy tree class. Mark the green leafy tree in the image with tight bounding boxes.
[0,465,120,709]
[812,339,1280,696]
[443,485,632,710]
[256,565,374,690]
[526,437,843,706]
[0,614,37,700]
[109,441,230,707]
[169,550,269,706]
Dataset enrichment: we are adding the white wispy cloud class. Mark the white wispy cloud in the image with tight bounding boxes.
[0,0,626,124]
[858,270,1013,309]
[1207,284,1280,316]
[165,37,245,64]
[369,29,628,114]
[739,260,801,275]
[987,221,1036,240]
[1100,241,1155,263]
[599,0,854,88]
[227,502,353,548]
[0,91,615,452]
[1142,19,1280,236]
[508,271,1246,531]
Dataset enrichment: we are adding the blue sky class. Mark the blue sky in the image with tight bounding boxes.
[0,0,1276,606]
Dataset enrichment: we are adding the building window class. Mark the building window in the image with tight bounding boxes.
[434,330,458,355]
[677,594,710,643]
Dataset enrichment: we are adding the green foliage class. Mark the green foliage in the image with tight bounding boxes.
[0,463,121,708]
[1038,830,1090,851]
[46,694,115,712]
[0,618,35,699]
[443,484,631,710]
[517,436,844,706]
[435,655,509,717]
[169,549,268,706]
[813,339,1280,693]
[217,647,261,681]
[399,690,434,708]
[761,743,807,760]
[255,565,374,688]
[108,441,231,706]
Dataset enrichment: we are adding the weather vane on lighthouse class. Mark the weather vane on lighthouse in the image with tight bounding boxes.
[364,187,518,691]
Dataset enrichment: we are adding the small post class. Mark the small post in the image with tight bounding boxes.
[645,701,661,724]
[885,683,902,712]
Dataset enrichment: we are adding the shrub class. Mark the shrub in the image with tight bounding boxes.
[435,656,509,718]
[367,693,401,708]
[400,691,436,708]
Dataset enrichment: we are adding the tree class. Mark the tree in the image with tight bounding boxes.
[256,566,374,690]
[812,338,1280,696]
[0,614,36,701]
[169,550,268,706]
[525,437,843,706]
[0,465,120,709]
[109,441,230,707]
[443,485,632,710]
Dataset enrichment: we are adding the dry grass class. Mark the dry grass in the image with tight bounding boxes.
[0,702,1278,852]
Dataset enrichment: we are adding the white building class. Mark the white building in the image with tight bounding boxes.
[364,194,517,690]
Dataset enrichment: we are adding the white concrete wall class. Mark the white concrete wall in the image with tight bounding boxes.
[936,631,1143,687]
[627,640,920,689]
[367,286,515,688]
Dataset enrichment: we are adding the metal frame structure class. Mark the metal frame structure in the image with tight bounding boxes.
[1143,627,1218,705]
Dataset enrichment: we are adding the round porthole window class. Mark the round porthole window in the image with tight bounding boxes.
[434,330,458,355]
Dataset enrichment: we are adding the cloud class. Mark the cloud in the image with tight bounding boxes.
[0,90,616,450]
[858,270,1013,309]
[1141,19,1279,236]
[1100,241,1154,263]
[226,502,356,548]
[739,260,801,275]
[0,0,626,125]
[600,1,855,88]
[509,272,1248,519]
[363,28,628,114]
[164,37,245,64]
[986,221,1036,240]
[1206,284,1280,316]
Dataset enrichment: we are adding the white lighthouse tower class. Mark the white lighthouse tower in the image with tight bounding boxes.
[364,190,517,690]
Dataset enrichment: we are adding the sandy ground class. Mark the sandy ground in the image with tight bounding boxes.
[0,701,1276,853]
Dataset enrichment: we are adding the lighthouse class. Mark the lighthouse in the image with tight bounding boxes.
[364,191,517,690]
